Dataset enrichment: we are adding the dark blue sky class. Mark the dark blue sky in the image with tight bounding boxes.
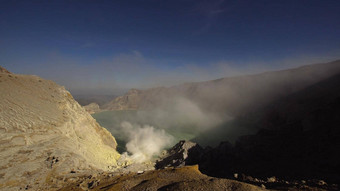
[1,0,340,94]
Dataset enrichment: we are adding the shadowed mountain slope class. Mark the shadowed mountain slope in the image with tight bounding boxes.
[104,60,340,117]
[198,72,340,183]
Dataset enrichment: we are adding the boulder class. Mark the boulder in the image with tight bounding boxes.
[156,140,203,169]
[83,102,101,114]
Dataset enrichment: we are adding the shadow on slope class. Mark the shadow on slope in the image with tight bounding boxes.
[198,72,340,183]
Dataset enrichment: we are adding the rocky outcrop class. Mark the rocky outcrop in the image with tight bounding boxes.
[0,67,121,190]
[154,139,339,190]
[0,66,11,74]
[156,140,203,169]
[83,102,101,114]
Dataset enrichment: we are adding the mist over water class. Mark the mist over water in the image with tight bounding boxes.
[136,97,226,131]
[92,61,340,161]
[92,97,232,160]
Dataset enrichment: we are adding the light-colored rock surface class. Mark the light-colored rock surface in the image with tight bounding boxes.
[0,68,120,190]
[103,89,142,110]
[83,102,101,114]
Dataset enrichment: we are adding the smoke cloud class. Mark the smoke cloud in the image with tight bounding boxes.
[121,121,174,163]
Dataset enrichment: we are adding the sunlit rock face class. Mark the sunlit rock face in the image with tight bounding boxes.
[83,102,101,114]
[0,67,120,190]
[103,88,142,110]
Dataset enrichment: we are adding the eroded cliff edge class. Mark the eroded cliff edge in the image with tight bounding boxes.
[0,67,120,190]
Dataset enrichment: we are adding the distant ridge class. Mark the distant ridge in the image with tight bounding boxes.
[103,60,340,116]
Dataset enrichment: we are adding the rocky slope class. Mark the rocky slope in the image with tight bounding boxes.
[219,72,340,181]
[155,72,340,190]
[104,60,340,117]
[157,141,337,190]
[60,165,266,191]
[103,89,142,110]
[0,66,267,191]
[0,67,121,190]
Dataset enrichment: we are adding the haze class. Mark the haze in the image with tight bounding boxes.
[1,0,340,95]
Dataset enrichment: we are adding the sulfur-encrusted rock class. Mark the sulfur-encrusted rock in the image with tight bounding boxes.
[0,66,120,190]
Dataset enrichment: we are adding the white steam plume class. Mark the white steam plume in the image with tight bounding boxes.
[121,121,174,163]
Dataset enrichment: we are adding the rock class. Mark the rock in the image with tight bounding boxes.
[103,88,142,110]
[317,180,327,186]
[0,66,121,190]
[83,102,101,114]
[241,174,255,182]
[0,66,11,74]
[79,181,89,190]
[155,140,204,169]
[267,176,276,183]
[45,156,60,168]
[88,180,100,189]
